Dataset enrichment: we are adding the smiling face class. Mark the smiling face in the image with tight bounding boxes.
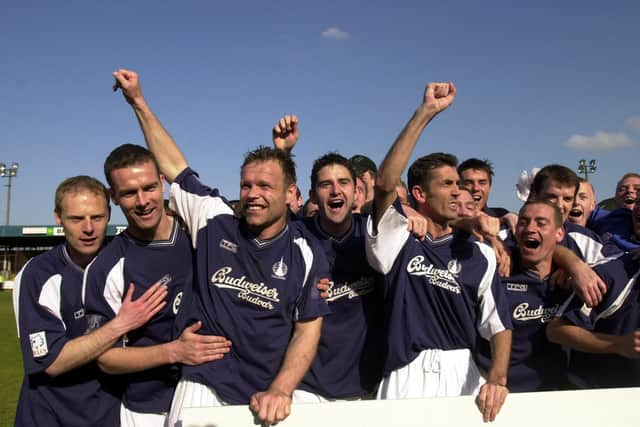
[568,181,596,227]
[615,175,640,210]
[311,163,355,236]
[55,190,109,267]
[516,202,564,271]
[460,168,491,211]
[109,160,167,240]
[240,159,294,239]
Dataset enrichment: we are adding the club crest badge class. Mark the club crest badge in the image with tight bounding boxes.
[29,331,48,358]
[272,257,288,280]
[447,259,462,275]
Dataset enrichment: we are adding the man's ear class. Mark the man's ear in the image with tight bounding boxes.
[411,185,427,204]
[556,226,565,243]
[286,183,297,204]
[109,188,118,205]
[54,211,62,226]
[309,189,318,204]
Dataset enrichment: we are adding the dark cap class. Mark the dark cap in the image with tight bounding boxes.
[349,154,377,175]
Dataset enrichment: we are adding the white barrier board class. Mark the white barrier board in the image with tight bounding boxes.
[181,387,639,427]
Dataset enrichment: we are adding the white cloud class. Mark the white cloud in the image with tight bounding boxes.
[565,131,633,151]
[625,115,640,132]
[321,27,350,40]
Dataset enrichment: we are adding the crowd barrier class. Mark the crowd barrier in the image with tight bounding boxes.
[181,387,639,426]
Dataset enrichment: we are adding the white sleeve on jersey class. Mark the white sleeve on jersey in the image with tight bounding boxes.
[567,231,607,266]
[475,242,507,340]
[594,268,640,323]
[170,180,233,248]
[12,259,32,336]
[365,203,411,274]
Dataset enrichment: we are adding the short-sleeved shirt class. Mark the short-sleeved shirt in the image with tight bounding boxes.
[170,167,330,404]
[366,198,512,376]
[558,253,640,388]
[476,256,570,392]
[562,221,608,266]
[297,214,384,398]
[83,218,192,414]
[13,244,121,427]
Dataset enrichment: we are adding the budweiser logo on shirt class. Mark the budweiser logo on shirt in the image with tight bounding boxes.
[406,255,461,294]
[211,266,280,310]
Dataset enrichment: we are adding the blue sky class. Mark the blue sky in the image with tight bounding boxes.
[2,1,639,225]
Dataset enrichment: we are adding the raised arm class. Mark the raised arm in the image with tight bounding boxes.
[250,317,322,425]
[373,82,456,229]
[113,69,187,182]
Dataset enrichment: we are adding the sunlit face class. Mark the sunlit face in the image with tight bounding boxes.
[516,203,564,268]
[615,176,640,210]
[533,180,575,222]
[311,164,355,234]
[240,160,294,239]
[460,168,491,210]
[352,176,367,214]
[109,161,166,240]
[55,190,109,267]
[568,181,596,227]
[457,190,478,218]
[420,166,460,223]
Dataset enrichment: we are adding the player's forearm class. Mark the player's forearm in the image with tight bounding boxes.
[547,318,618,354]
[45,318,130,377]
[268,317,322,396]
[552,245,582,271]
[487,329,512,385]
[96,340,175,375]
[130,99,188,183]
[374,105,435,227]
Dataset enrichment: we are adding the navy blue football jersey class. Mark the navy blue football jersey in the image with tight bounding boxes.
[297,214,384,398]
[13,244,121,427]
[476,256,570,392]
[83,218,192,413]
[170,167,330,404]
[366,198,512,376]
[559,253,640,388]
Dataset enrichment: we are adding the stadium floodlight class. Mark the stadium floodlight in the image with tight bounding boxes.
[577,159,596,181]
[0,162,19,225]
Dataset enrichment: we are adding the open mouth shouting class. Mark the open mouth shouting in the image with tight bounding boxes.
[327,199,345,214]
[623,196,636,208]
[568,207,583,219]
